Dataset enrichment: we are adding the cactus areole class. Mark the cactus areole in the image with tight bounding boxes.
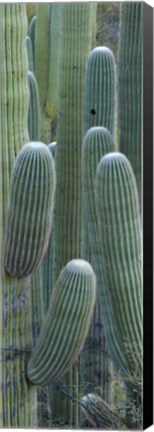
[3,141,56,278]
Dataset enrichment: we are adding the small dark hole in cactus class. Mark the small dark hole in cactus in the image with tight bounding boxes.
[90,109,96,115]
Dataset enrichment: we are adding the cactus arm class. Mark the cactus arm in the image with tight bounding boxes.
[3,142,56,278]
[27,260,96,386]
[84,46,116,138]
[82,127,127,374]
[95,152,143,378]
[29,15,36,69]
[28,71,41,141]
[118,2,142,196]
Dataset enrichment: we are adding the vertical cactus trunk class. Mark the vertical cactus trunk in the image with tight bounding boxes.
[45,4,62,139]
[118,2,142,197]
[0,5,37,427]
[52,3,96,426]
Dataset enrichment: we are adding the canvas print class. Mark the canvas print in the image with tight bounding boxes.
[0,2,143,429]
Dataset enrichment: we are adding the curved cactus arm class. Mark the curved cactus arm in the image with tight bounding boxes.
[95,152,143,379]
[28,71,41,141]
[82,127,127,374]
[3,142,56,278]
[27,259,96,386]
[84,46,116,138]
[81,394,126,429]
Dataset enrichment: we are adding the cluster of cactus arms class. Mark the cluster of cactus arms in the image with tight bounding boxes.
[0,2,142,430]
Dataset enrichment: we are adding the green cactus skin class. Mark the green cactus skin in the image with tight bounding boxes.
[3,142,56,278]
[81,394,125,429]
[54,3,96,281]
[45,4,62,131]
[95,152,143,379]
[84,46,116,138]
[52,4,96,425]
[27,259,96,386]
[0,4,38,427]
[82,127,128,378]
[28,71,41,141]
[118,3,142,197]
[26,36,34,72]
[35,4,60,143]
[31,269,52,427]
[29,16,36,69]
[41,141,57,313]
[35,5,49,113]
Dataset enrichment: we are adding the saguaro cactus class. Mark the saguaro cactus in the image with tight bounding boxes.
[82,127,126,378]
[118,2,142,196]
[0,4,38,427]
[52,3,96,425]
[27,259,96,386]
[84,46,116,137]
[95,152,142,379]
[3,142,56,278]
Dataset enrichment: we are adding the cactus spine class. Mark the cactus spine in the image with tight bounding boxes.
[95,152,142,379]
[84,46,116,137]
[27,260,96,386]
[0,4,38,427]
[3,142,56,278]
[118,2,142,196]
[28,71,41,141]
